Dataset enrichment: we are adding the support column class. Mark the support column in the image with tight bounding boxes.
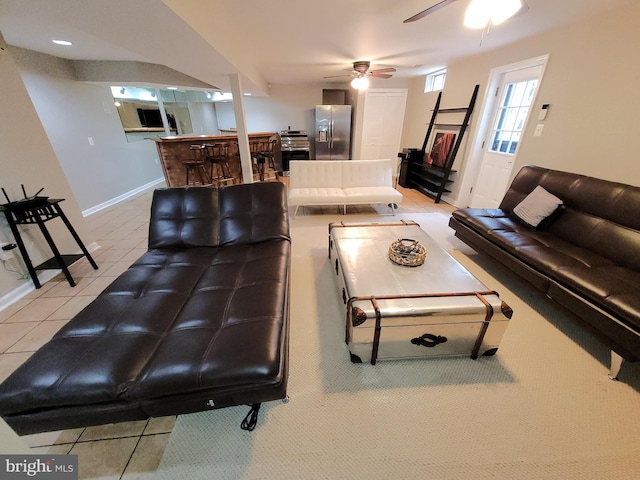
[230,75,253,184]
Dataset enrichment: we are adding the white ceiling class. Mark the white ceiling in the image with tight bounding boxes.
[0,0,636,94]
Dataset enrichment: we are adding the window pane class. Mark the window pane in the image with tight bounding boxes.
[488,78,538,155]
[509,132,521,154]
[499,132,512,153]
[514,108,528,131]
[424,69,447,93]
[522,80,538,106]
[496,107,517,132]
[511,82,527,106]
[433,74,445,91]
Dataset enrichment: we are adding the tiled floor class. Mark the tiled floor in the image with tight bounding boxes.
[0,181,453,479]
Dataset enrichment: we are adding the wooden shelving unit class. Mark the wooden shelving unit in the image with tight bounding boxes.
[407,84,479,203]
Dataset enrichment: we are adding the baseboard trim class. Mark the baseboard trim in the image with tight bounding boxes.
[82,177,164,217]
[0,241,101,313]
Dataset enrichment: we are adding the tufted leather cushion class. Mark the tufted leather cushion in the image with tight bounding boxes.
[289,160,343,190]
[149,182,289,248]
[0,183,291,433]
[341,159,396,188]
[288,159,402,208]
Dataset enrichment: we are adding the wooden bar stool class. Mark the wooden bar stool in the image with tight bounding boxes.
[249,140,264,181]
[250,139,278,182]
[204,143,235,186]
[184,145,210,186]
[263,139,279,181]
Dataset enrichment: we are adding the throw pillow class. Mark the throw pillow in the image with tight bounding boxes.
[512,185,563,228]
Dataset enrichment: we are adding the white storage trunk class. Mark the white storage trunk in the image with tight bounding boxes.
[328,221,512,364]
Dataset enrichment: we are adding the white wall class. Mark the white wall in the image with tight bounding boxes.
[0,35,92,300]
[10,48,164,213]
[214,83,338,159]
[214,83,332,134]
[215,80,410,159]
[188,101,220,135]
[400,2,640,206]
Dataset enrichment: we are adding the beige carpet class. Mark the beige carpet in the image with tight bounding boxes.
[156,212,640,480]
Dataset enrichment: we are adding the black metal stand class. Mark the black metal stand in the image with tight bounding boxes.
[406,84,479,203]
[0,198,98,288]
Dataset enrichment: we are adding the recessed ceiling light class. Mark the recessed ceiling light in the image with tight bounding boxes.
[52,39,72,46]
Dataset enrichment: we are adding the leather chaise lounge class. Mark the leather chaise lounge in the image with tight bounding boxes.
[448,165,640,380]
[0,182,291,435]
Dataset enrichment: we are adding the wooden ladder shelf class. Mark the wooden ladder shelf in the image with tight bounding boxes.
[407,84,479,203]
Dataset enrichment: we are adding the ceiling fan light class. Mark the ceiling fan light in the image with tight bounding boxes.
[490,0,522,25]
[464,0,491,29]
[464,0,521,29]
[351,76,369,90]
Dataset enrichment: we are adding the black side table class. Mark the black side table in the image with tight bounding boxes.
[0,198,98,288]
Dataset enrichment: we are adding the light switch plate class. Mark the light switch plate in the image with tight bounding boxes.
[534,124,544,137]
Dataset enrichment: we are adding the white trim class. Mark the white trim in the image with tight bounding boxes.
[0,241,100,312]
[457,54,550,208]
[82,177,164,217]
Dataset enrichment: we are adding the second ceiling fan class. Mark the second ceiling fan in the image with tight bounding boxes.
[324,61,397,90]
[325,61,396,79]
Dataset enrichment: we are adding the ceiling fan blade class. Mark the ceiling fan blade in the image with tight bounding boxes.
[403,0,461,24]
[370,72,393,79]
[323,74,354,79]
[371,67,396,74]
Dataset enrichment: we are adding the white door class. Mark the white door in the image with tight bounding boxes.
[470,65,543,207]
[359,90,407,161]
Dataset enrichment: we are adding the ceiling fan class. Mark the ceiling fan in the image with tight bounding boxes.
[404,0,528,28]
[324,61,396,79]
[324,61,396,89]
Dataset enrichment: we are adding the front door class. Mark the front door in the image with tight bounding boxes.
[470,65,543,208]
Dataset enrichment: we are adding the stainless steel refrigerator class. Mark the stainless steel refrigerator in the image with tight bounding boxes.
[315,105,351,160]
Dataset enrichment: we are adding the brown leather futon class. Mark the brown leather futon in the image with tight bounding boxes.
[0,182,291,434]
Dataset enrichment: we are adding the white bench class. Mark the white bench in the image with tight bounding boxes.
[288,159,403,217]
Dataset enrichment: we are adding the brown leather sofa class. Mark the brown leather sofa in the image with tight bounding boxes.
[0,182,291,434]
[449,165,640,380]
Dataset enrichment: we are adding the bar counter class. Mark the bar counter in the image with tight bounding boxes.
[153,132,278,187]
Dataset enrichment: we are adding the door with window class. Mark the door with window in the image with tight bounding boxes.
[470,65,543,207]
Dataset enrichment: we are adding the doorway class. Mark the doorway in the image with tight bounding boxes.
[465,56,548,208]
[355,89,407,161]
